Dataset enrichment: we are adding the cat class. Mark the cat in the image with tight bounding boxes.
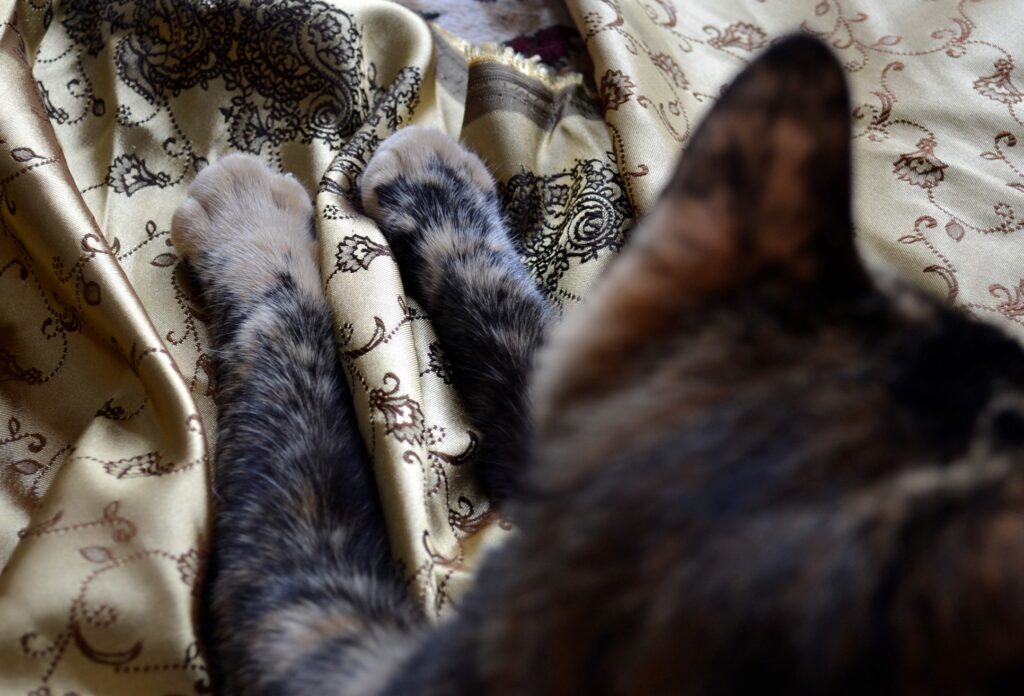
[170,36,1024,695]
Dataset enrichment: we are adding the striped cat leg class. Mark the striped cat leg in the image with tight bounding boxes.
[362,128,553,501]
[171,155,424,695]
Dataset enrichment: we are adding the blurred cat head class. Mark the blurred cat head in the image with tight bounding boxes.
[524,36,1024,693]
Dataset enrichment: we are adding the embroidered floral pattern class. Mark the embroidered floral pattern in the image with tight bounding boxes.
[893,137,947,189]
[990,279,1024,318]
[368,373,427,445]
[333,234,392,274]
[650,52,688,89]
[705,21,767,52]
[106,154,171,196]
[599,69,636,110]
[974,58,1023,105]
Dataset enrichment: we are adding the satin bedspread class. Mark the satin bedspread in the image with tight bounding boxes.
[2,0,1022,692]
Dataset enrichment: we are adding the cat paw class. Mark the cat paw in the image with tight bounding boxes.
[360,126,496,224]
[171,154,319,301]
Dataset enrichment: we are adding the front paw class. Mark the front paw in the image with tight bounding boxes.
[171,154,319,303]
[360,128,513,302]
[360,127,499,238]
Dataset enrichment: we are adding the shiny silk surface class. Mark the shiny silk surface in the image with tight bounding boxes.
[1,0,1021,692]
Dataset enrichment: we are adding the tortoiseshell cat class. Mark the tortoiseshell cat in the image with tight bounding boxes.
[171,37,1024,695]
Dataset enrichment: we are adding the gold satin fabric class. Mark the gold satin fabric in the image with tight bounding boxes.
[1,0,1021,693]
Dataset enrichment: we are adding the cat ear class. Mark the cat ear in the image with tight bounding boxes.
[534,37,869,422]
[642,34,868,305]
[580,35,867,335]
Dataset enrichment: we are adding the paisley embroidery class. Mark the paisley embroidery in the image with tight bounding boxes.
[500,155,634,303]
[59,0,383,153]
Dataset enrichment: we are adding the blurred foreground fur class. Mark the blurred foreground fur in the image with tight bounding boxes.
[171,36,1024,695]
